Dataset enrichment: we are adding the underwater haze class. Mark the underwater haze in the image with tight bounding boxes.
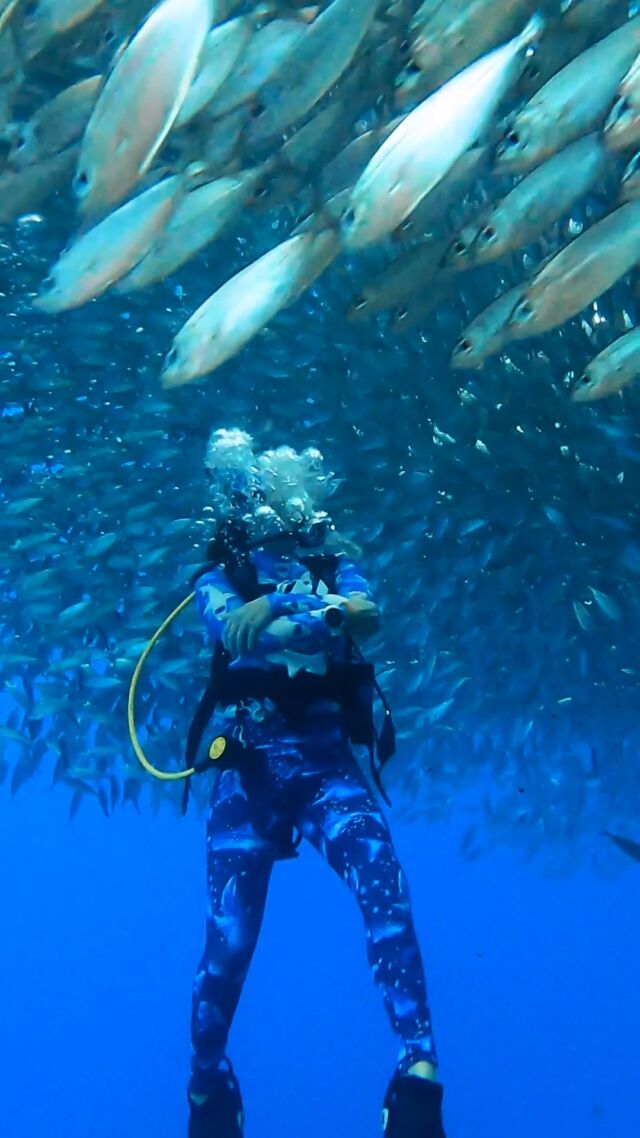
[2,0,640,1135]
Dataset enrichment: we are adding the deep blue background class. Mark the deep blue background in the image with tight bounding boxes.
[1,779,638,1138]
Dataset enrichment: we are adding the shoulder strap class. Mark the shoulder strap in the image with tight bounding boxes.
[181,643,228,815]
[300,553,339,592]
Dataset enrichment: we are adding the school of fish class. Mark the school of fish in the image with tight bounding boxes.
[2,0,640,869]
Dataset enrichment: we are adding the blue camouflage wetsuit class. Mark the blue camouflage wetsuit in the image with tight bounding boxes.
[188,546,437,1107]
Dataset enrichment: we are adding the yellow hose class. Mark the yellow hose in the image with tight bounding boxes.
[127,592,197,781]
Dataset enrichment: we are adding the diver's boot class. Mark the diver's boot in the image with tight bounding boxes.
[382,1072,447,1138]
[187,1067,244,1138]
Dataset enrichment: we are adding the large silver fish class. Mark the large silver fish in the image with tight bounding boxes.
[496,16,640,173]
[20,0,106,61]
[245,0,382,148]
[161,228,339,386]
[74,0,212,218]
[397,0,537,108]
[34,172,189,312]
[115,167,264,291]
[508,201,640,339]
[341,14,542,250]
[446,134,609,270]
[450,285,525,369]
[7,76,102,167]
[572,327,640,402]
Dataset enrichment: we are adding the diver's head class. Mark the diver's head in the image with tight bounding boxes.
[203,427,337,559]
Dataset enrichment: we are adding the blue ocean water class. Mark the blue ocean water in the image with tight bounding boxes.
[3,2,640,1135]
[1,781,638,1138]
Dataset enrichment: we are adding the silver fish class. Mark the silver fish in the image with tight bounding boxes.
[508,201,640,340]
[572,327,640,402]
[342,14,542,249]
[496,16,640,173]
[74,0,212,217]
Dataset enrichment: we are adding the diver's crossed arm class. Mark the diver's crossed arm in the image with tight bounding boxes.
[195,568,336,664]
[266,554,380,636]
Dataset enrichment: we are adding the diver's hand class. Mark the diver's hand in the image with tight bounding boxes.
[222,597,273,657]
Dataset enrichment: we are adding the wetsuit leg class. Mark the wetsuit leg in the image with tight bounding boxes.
[296,743,438,1071]
[189,766,276,1105]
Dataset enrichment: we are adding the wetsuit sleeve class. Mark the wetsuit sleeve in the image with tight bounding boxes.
[195,567,244,644]
[266,554,376,617]
[195,566,335,668]
[334,554,376,602]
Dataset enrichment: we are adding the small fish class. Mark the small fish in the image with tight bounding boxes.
[85,532,118,556]
[588,587,622,621]
[572,600,593,631]
[572,327,640,402]
[161,227,339,387]
[342,14,542,249]
[10,749,41,795]
[496,17,640,173]
[604,831,640,863]
[34,172,189,312]
[74,0,212,217]
[58,599,92,622]
[508,201,640,340]
[425,698,454,725]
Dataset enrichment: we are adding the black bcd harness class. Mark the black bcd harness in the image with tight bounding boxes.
[181,553,396,818]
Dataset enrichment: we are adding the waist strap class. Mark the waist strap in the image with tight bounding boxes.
[216,662,375,717]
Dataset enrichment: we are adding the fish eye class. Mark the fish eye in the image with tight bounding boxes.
[14,129,28,151]
[73,169,90,196]
[165,348,178,368]
[457,338,473,354]
[40,275,55,294]
[453,240,467,256]
[342,207,356,228]
[395,306,408,322]
[506,129,520,146]
[251,102,266,119]
[406,61,422,78]
[479,225,496,243]
[399,38,410,53]
[577,373,590,386]
[24,0,39,16]
[353,296,366,310]
[513,300,532,322]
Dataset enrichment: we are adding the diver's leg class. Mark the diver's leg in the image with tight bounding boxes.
[298,743,446,1136]
[188,767,275,1138]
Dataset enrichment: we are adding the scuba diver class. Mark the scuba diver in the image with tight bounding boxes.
[186,428,447,1138]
